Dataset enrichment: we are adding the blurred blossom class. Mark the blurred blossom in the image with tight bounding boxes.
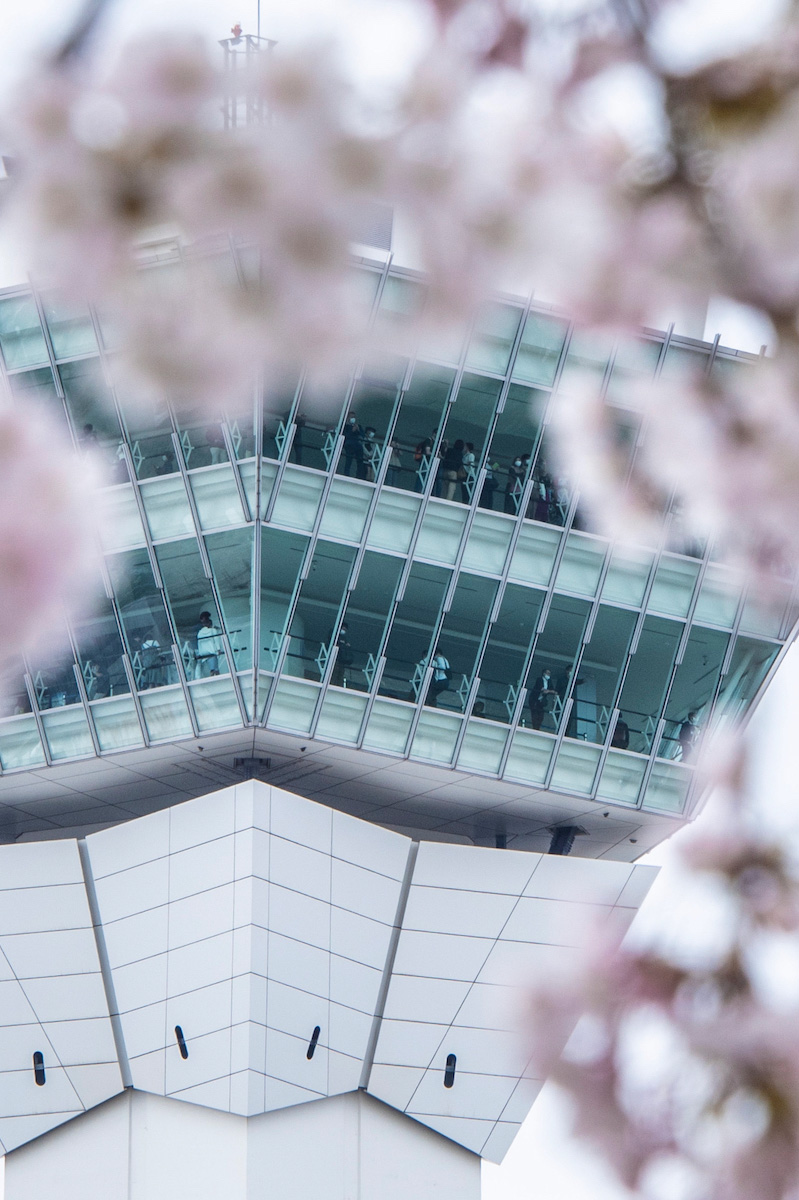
[0,401,100,666]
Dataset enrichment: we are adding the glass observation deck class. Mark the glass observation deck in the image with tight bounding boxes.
[0,261,792,844]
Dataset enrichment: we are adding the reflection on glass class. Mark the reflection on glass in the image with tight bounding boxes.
[106,548,176,690]
[523,595,591,732]
[281,541,356,680]
[259,527,308,671]
[657,625,729,760]
[0,295,48,368]
[155,539,228,680]
[434,573,497,709]
[513,311,569,386]
[616,615,682,753]
[389,363,454,493]
[379,562,450,701]
[475,583,544,722]
[466,302,522,375]
[336,551,404,692]
[72,598,130,699]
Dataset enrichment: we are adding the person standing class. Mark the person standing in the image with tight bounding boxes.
[504,456,526,513]
[195,611,224,678]
[342,414,365,477]
[528,668,556,730]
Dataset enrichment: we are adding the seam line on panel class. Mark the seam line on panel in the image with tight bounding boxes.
[77,838,133,1089]
[358,839,419,1092]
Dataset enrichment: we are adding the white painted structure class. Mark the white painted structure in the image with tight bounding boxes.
[0,781,656,1197]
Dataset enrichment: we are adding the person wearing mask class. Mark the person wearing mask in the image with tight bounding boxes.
[342,414,365,477]
[504,455,527,514]
[528,667,557,730]
[195,611,224,678]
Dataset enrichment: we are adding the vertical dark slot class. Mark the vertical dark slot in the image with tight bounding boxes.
[444,1053,456,1088]
[174,1025,189,1059]
[33,1051,46,1086]
[306,1025,321,1060]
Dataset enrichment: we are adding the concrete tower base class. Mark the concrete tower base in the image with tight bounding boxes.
[4,1090,480,1200]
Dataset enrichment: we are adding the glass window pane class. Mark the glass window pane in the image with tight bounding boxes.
[462,511,514,575]
[0,660,31,717]
[319,478,372,541]
[601,545,654,606]
[28,620,81,709]
[362,697,415,754]
[8,368,70,440]
[616,615,682,754]
[596,751,647,805]
[117,391,176,481]
[555,533,606,597]
[571,605,637,744]
[605,338,661,406]
[42,707,94,760]
[658,625,729,760]
[154,539,229,680]
[648,555,700,618]
[140,476,194,540]
[643,761,691,813]
[189,466,246,530]
[189,676,242,731]
[457,720,509,773]
[504,728,554,785]
[206,528,253,675]
[415,502,468,565]
[42,293,96,358]
[714,635,779,729]
[483,385,548,514]
[411,709,461,763]
[72,597,130,699]
[59,358,127,479]
[379,562,451,701]
[367,490,420,553]
[513,311,569,387]
[0,715,46,769]
[139,686,193,740]
[526,430,571,527]
[260,528,308,671]
[338,373,400,481]
[389,364,454,494]
[660,342,710,381]
[694,564,740,627]
[269,677,318,734]
[106,547,177,690]
[558,327,613,393]
[92,695,143,752]
[550,741,601,795]
[270,466,325,532]
[336,552,404,693]
[466,302,523,374]
[282,541,356,681]
[99,485,147,552]
[174,417,229,470]
[437,374,502,504]
[316,687,368,741]
[508,523,560,587]
[476,583,544,723]
[0,295,48,368]
[432,573,498,710]
[524,595,591,733]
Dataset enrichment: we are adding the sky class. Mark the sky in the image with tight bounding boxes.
[0,1,794,1196]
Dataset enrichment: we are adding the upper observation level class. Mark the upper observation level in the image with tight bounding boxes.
[0,258,792,855]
